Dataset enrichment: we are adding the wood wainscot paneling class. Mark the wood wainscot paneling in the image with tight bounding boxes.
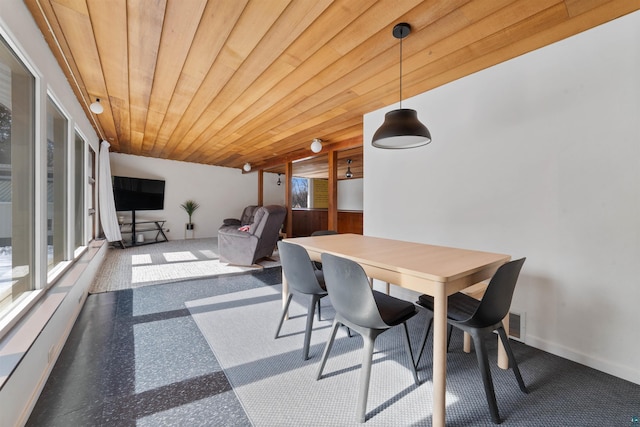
[292,209,362,236]
[337,210,363,235]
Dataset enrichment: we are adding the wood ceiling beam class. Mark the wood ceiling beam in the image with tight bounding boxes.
[244,136,362,173]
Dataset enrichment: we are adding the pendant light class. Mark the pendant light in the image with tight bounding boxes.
[243,163,251,172]
[345,159,353,179]
[372,23,431,149]
[277,173,282,186]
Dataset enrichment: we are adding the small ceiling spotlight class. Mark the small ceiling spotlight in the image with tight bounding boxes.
[345,159,353,179]
[90,98,104,114]
[243,163,251,172]
[277,173,282,186]
[310,138,323,153]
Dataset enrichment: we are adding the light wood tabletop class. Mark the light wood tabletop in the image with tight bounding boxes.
[283,233,510,427]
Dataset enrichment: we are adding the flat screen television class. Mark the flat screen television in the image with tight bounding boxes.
[112,176,165,212]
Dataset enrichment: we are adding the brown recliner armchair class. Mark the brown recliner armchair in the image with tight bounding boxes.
[218,205,287,265]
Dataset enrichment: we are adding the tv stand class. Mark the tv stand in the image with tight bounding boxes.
[118,210,168,247]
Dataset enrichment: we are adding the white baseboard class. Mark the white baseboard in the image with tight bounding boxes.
[525,335,640,386]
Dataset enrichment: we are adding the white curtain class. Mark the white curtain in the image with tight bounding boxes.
[98,140,122,242]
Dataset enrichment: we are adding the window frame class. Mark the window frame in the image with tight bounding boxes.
[44,91,72,282]
[73,127,89,258]
[0,24,42,337]
[0,24,93,339]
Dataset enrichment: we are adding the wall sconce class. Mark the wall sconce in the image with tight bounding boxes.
[90,98,104,114]
[277,173,282,186]
[345,159,353,179]
[243,163,251,172]
[310,138,322,153]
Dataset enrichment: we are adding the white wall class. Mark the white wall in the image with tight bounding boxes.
[364,11,640,384]
[263,172,286,206]
[338,178,363,211]
[110,153,259,239]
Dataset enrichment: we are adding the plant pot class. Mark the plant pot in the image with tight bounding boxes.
[186,223,195,230]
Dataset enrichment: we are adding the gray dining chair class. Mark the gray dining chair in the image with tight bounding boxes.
[316,253,419,423]
[275,241,328,360]
[415,258,528,424]
[310,230,338,270]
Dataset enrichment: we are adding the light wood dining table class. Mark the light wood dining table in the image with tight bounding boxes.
[282,233,510,427]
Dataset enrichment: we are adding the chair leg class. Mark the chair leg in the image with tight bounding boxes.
[415,317,432,368]
[316,319,341,380]
[496,327,528,393]
[274,293,293,339]
[317,298,322,321]
[401,322,419,384]
[356,334,376,423]
[416,317,455,368]
[302,295,321,360]
[470,332,501,424]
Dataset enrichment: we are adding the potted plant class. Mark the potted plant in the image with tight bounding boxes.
[180,199,200,230]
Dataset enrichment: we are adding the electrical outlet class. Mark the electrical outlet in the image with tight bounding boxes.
[47,345,56,363]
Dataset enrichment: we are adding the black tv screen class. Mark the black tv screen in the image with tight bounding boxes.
[113,176,165,212]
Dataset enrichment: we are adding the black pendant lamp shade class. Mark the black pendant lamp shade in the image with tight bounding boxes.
[372,109,431,149]
[372,23,431,149]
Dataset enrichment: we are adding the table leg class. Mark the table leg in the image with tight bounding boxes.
[463,325,509,369]
[282,271,289,320]
[497,314,509,369]
[432,285,447,427]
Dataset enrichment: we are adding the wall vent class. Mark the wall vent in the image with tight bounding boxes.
[508,311,525,341]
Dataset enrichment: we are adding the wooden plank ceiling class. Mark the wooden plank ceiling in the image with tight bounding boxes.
[26,0,638,177]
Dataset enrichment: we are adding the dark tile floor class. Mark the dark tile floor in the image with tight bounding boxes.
[25,265,640,426]
[27,268,283,426]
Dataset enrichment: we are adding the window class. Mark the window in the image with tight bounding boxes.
[0,30,94,337]
[73,131,85,252]
[291,177,309,208]
[0,35,36,324]
[46,97,68,273]
[87,145,96,241]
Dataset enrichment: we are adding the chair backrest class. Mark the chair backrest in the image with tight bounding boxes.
[321,253,388,329]
[311,230,338,236]
[470,258,526,327]
[278,241,325,295]
[249,205,285,235]
[252,205,287,260]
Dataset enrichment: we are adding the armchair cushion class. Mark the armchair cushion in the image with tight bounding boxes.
[223,218,241,226]
[240,205,260,225]
[248,208,266,234]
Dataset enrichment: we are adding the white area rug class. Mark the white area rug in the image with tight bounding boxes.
[186,284,445,426]
[90,238,280,293]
